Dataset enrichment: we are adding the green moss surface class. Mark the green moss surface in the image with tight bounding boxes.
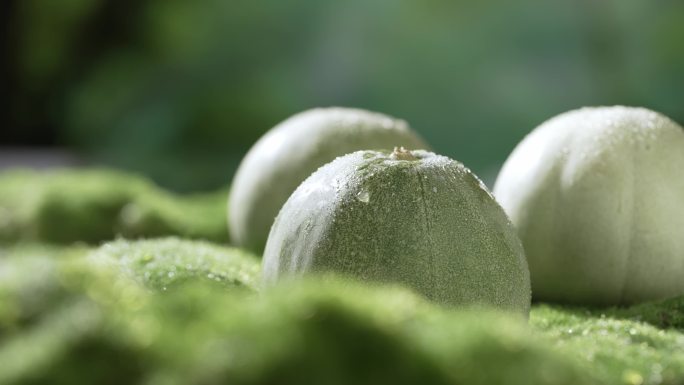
[1,226,684,384]
[603,296,684,331]
[88,237,261,292]
[0,248,593,385]
[531,303,684,385]
[0,169,228,245]
[0,244,88,336]
[150,280,593,385]
[0,249,150,384]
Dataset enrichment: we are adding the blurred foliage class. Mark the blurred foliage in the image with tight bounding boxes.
[0,169,228,244]
[4,0,684,190]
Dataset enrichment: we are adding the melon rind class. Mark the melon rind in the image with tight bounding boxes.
[228,108,428,254]
[263,149,530,315]
[494,106,684,305]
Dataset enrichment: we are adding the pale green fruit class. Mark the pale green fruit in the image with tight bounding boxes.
[263,148,531,316]
[494,106,684,305]
[228,107,428,254]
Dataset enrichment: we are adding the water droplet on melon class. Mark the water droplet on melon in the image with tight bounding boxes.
[356,190,370,203]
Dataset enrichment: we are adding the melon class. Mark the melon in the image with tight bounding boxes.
[493,106,684,305]
[228,107,428,254]
[262,147,530,315]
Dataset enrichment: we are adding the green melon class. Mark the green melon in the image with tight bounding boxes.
[262,147,531,315]
[494,106,684,305]
[228,107,428,254]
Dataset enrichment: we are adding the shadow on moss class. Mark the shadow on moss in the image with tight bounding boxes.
[604,296,684,331]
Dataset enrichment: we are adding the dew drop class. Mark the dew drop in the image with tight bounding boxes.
[356,190,370,203]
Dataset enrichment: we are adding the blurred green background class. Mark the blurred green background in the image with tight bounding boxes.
[2,0,683,191]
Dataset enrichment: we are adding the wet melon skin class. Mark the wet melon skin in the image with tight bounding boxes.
[263,148,531,316]
[494,106,684,305]
[229,107,428,254]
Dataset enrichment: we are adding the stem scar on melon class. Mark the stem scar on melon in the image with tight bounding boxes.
[391,146,417,161]
[262,148,531,316]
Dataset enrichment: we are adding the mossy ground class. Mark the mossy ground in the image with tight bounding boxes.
[531,304,684,385]
[0,169,228,244]
[89,237,261,292]
[1,168,683,384]
[2,241,683,385]
[0,242,592,385]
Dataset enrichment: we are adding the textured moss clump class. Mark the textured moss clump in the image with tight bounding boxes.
[0,251,153,384]
[0,169,228,244]
[88,237,261,292]
[603,296,684,331]
[0,244,88,335]
[3,241,684,384]
[149,280,593,385]
[0,247,593,385]
[531,300,684,385]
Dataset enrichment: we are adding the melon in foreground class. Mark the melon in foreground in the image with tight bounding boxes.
[262,148,531,315]
[494,106,684,305]
[228,107,428,254]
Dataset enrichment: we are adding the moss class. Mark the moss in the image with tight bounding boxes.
[0,248,592,385]
[149,279,593,385]
[0,238,260,384]
[531,302,684,385]
[0,244,88,335]
[0,251,153,384]
[2,241,684,385]
[603,296,684,331]
[88,237,261,292]
[0,169,228,245]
